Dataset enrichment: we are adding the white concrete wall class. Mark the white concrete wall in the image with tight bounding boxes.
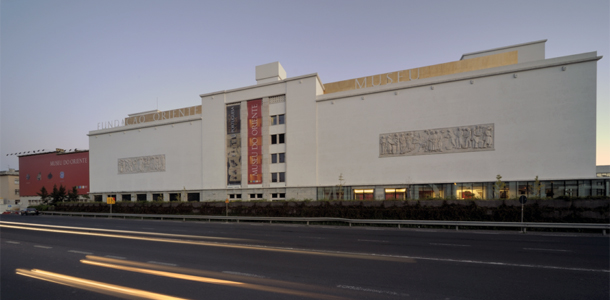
[316,53,598,186]
[201,95,227,189]
[286,76,319,187]
[89,117,203,193]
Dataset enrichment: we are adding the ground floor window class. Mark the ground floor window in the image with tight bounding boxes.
[250,193,263,200]
[228,194,242,200]
[354,189,374,200]
[271,193,286,200]
[122,194,132,201]
[169,193,180,201]
[188,193,200,201]
[317,186,352,200]
[137,194,147,201]
[385,188,406,200]
[152,193,163,201]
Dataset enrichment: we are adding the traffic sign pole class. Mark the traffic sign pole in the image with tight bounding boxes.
[519,195,527,233]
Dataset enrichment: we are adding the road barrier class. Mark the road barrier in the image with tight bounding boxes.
[40,211,609,234]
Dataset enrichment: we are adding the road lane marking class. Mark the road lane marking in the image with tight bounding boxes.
[0,221,245,241]
[147,261,177,267]
[34,245,52,249]
[337,285,407,296]
[358,239,388,243]
[4,223,607,273]
[430,243,471,247]
[68,250,93,255]
[6,241,20,244]
[222,271,266,278]
[523,248,571,252]
[105,255,126,260]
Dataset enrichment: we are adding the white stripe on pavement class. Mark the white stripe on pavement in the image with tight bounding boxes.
[68,250,93,255]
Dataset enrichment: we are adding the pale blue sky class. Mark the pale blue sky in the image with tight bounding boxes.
[1,0,609,170]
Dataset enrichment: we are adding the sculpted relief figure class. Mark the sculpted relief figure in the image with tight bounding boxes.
[380,124,494,157]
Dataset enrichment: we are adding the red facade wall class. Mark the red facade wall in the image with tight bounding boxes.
[19,152,89,196]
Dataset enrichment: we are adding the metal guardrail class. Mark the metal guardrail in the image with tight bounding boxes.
[40,211,609,234]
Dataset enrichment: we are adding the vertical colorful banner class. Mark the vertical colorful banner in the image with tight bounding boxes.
[247,99,263,184]
[226,104,241,185]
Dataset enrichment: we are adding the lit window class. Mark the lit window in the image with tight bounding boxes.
[385,188,406,200]
[354,189,374,200]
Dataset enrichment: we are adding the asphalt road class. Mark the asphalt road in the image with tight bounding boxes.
[1,214,608,300]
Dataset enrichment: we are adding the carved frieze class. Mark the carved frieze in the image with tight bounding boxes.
[118,155,166,174]
[380,124,494,157]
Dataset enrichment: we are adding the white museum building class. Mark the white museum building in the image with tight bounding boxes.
[88,40,609,202]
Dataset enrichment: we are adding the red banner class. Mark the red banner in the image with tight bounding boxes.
[19,152,90,196]
[247,99,262,184]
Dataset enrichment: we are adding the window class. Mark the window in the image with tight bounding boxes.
[122,194,132,201]
[14,179,19,184]
[15,189,19,195]
[15,200,20,204]
[94,195,102,202]
[228,194,242,199]
[169,193,180,201]
[249,193,263,199]
[272,193,286,200]
[385,188,406,200]
[272,172,285,183]
[271,153,285,164]
[271,114,285,125]
[137,194,147,201]
[188,193,201,201]
[153,193,163,201]
[354,189,374,200]
[271,134,285,145]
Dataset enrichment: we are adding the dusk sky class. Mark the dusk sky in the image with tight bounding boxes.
[1,0,609,170]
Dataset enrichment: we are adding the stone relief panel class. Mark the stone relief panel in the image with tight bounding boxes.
[118,155,166,174]
[380,124,494,157]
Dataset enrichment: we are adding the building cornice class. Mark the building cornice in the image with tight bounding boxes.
[199,73,323,99]
[317,52,602,102]
[460,39,548,60]
[88,115,202,136]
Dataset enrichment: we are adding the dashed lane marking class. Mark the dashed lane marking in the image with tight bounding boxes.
[105,255,126,259]
[222,271,266,278]
[34,245,52,249]
[337,285,408,296]
[430,243,471,247]
[358,239,388,243]
[523,248,571,252]
[6,241,20,244]
[147,261,177,267]
[68,250,93,255]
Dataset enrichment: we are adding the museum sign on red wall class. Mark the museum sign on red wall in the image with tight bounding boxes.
[19,152,90,196]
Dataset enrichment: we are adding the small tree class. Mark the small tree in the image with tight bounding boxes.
[336,173,346,200]
[67,186,79,202]
[37,186,50,205]
[493,174,506,199]
[50,184,67,204]
[533,176,544,198]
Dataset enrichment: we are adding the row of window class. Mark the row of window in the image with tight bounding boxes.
[271,153,285,164]
[318,179,610,200]
[272,172,286,183]
[229,193,286,200]
[271,134,285,144]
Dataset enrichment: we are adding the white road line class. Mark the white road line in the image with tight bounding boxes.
[430,243,471,247]
[105,255,126,259]
[358,239,388,243]
[222,271,266,278]
[524,248,572,252]
[337,285,407,296]
[6,241,20,244]
[147,261,177,267]
[298,236,325,239]
[34,245,52,249]
[412,230,438,232]
[68,250,93,255]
